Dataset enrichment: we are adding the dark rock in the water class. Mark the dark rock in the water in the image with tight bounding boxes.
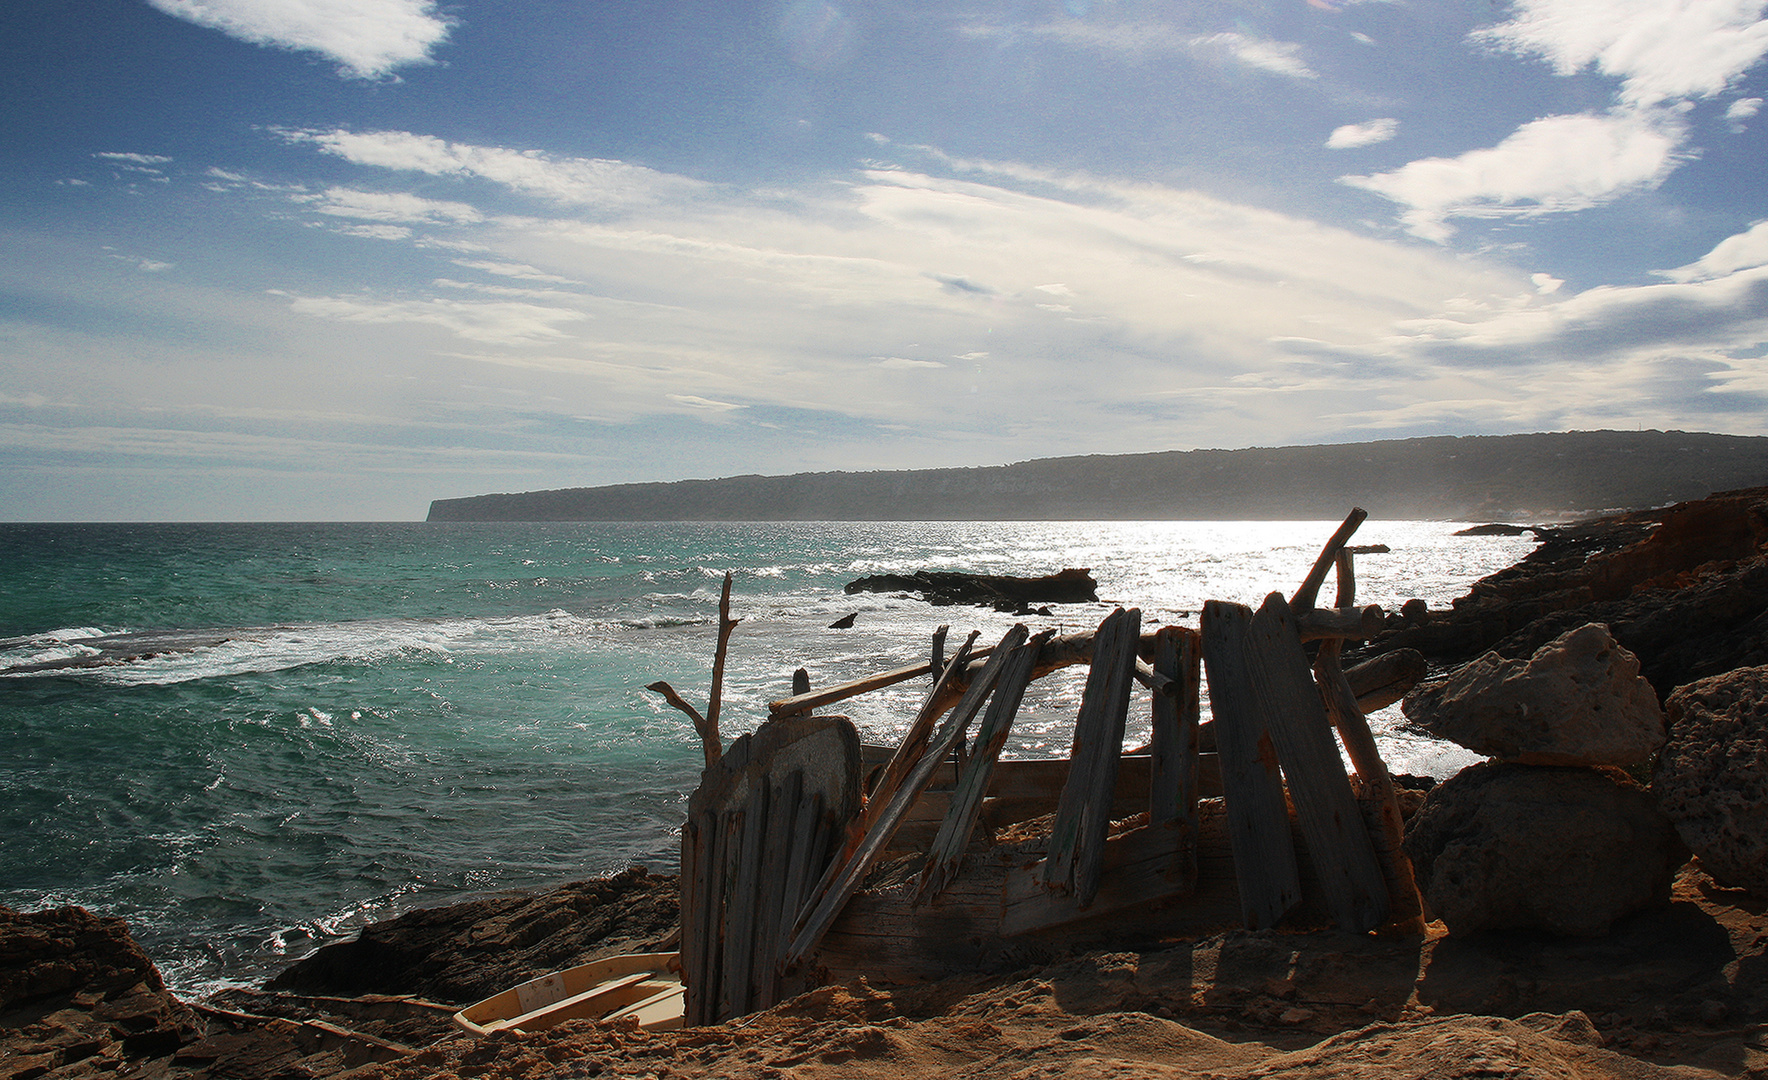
[828,612,857,629]
[1654,665,1768,896]
[268,865,679,1004]
[1403,762,1687,937]
[844,567,1098,611]
[0,905,201,1076]
[1361,486,1768,697]
[1455,523,1535,536]
[1402,624,1664,767]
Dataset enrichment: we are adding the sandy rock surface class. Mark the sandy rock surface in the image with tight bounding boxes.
[1656,665,1768,896]
[1403,623,1665,766]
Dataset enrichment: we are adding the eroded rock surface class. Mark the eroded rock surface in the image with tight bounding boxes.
[1654,665,1768,896]
[1403,762,1687,937]
[1403,624,1665,766]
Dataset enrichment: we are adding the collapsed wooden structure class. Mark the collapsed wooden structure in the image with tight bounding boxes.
[652,509,1430,1028]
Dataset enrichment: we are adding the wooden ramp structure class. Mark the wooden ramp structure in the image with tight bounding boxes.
[665,509,1429,1025]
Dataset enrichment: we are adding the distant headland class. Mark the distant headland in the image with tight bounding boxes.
[425,430,1768,522]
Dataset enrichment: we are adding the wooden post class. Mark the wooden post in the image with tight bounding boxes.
[704,571,740,760]
[861,630,981,834]
[1201,600,1301,930]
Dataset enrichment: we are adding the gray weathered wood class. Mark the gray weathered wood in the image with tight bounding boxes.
[749,768,801,1009]
[1201,599,1301,930]
[1148,625,1201,891]
[1246,591,1387,933]
[916,630,1051,903]
[862,631,981,832]
[1002,820,1194,936]
[784,626,1023,969]
[1042,608,1140,906]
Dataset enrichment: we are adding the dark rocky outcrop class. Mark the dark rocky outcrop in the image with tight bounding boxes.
[1402,762,1688,937]
[1402,624,1665,767]
[0,905,201,1075]
[1364,486,1768,698]
[1654,665,1768,896]
[267,866,679,1004]
[844,568,1097,612]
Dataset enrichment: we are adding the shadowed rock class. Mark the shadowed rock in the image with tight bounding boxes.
[844,568,1098,612]
[1655,664,1768,896]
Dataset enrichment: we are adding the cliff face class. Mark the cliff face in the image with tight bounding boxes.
[426,430,1768,522]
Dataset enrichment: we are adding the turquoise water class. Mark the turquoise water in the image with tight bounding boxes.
[0,520,1534,995]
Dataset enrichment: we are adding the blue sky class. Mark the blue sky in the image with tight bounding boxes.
[3,0,1766,520]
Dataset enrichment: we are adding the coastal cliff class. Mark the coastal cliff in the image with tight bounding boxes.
[427,430,1768,522]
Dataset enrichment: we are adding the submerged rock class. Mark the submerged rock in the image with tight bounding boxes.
[1654,664,1768,896]
[1403,761,1687,937]
[844,567,1098,611]
[1402,623,1664,767]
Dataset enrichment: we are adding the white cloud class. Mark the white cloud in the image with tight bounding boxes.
[279,293,587,345]
[971,21,1316,79]
[1341,109,1685,241]
[1729,96,1764,131]
[1658,219,1768,281]
[143,0,450,78]
[296,187,484,224]
[667,395,744,411]
[281,129,707,207]
[1531,272,1564,293]
[1326,118,1399,149]
[1190,32,1317,79]
[96,152,174,166]
[1473,0,1768,107]
[876,357,946,369]
[450,260,579,284]
[335,223,413,241]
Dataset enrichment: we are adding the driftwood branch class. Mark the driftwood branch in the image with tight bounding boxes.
[1292,508,1368,613]
[646,680,719,769]
[703,571,741,762]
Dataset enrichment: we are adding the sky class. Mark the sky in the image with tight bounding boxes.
[2,0,1766,520]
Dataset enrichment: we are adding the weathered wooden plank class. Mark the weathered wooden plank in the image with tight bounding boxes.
[678,811,710,1027]
[749,768,802,1010]
[1294,605,1384,642]
[715,802,760,1022]
[1246,591,1387,933]
[1201,599,1301,930]
[917,630,1052,903]
[1042,608,1140,905]
[861,631,981,833]
[1149,625,1201,891]
[1002,820,1191,936]
[784,626,1024,969]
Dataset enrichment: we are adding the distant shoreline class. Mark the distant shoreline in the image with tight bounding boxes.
[427,430,1768,523]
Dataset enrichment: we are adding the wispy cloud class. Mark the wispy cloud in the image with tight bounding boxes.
[966,20,1317,79]
[295,186,484,224]
[1728,96,1764,131]
[143,0,451,78]
[1326,118,1398,149]
[280,129,708,207]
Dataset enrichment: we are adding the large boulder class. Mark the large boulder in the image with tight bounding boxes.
[1654,665,1768,895]
[1402,762,1687,936]
[1402,623,1664,767]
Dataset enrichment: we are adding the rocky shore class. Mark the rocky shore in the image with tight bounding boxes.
[9,486,1768,1080]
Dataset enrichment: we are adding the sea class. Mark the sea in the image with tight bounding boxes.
[0,519,1537,998]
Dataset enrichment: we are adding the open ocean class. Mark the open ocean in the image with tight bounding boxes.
[0,520,1536,997]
